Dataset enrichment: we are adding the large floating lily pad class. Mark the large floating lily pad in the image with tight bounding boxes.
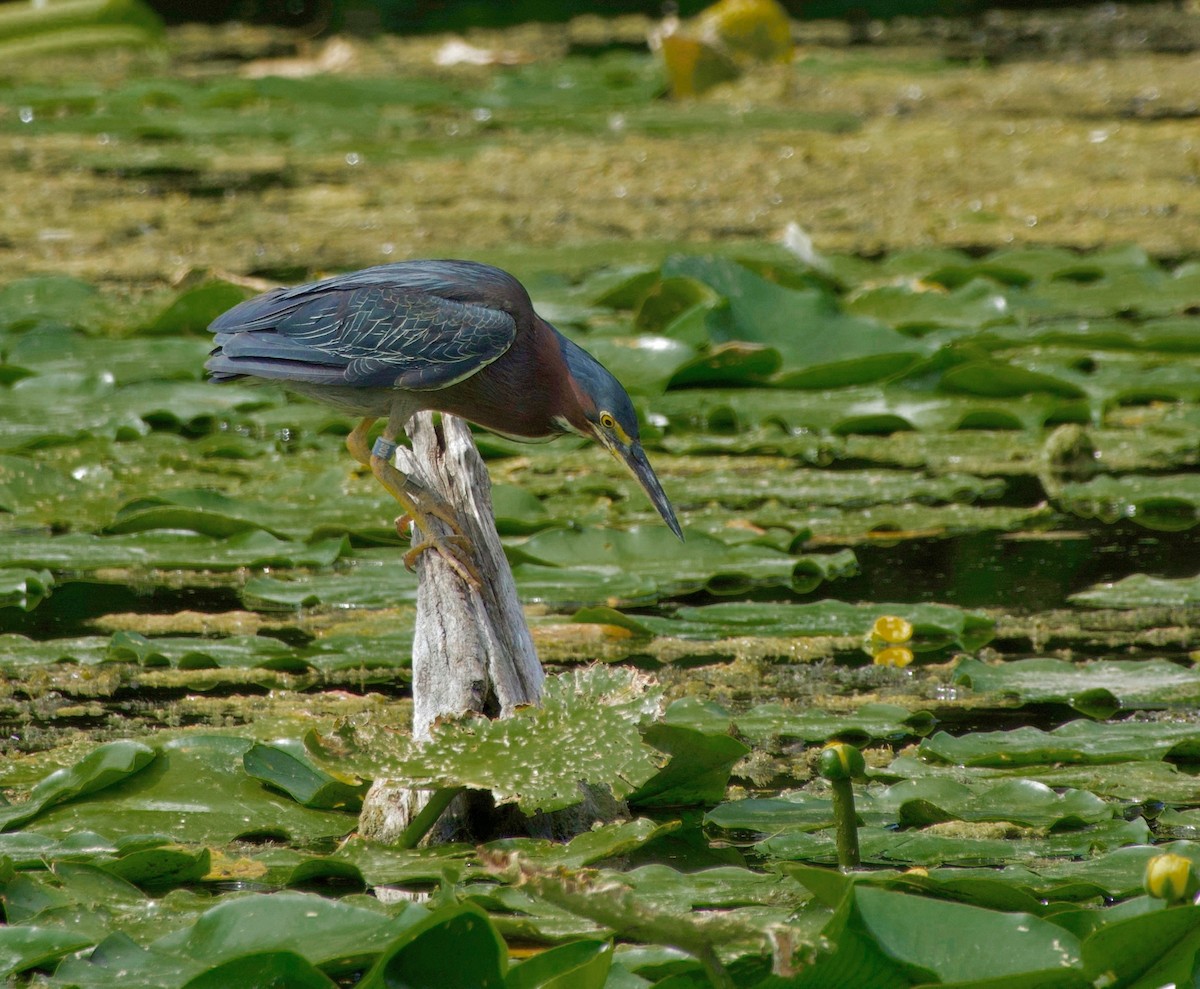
[311,668,663,815]
[919,720,1200,768]
[24,737,356,844]
[512,526,857,598]
[1070,573,1200,610]
[1056,474,1200,531]
[0,530,348,573]
[666,698,934,746]
[954,657,1200,715]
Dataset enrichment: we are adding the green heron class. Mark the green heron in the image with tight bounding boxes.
[206,259,682,583]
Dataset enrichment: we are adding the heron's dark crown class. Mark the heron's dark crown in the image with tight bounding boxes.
[557,333,640,439]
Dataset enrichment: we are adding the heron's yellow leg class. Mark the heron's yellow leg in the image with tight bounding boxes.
[368,434,483,588]
[345,417,377,467]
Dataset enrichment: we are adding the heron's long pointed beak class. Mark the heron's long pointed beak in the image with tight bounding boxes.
[618,443,684,540]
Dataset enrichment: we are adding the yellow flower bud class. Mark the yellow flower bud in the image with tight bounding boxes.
[873,615,914,644]
[818,741,866,781]
[1145,853,1200,903]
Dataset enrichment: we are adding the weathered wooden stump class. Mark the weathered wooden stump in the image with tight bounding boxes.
[358,412,545,844]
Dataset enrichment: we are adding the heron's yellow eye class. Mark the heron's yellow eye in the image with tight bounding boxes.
[599,412,616,430]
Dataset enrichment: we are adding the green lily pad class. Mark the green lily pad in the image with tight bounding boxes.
[0,925,96,979]
[8,332,211,386]
[143,280,250,336]
[881,753,1200,804]
[0,276,105,334]
[954,657,1200,715]
[1056,474,1200,531]
[627,723,749,809]
[314,840,478,889]
[814,885,1082,986]
[659,255,926,380]
[651,385,1091,436]
[1069,572,1200,609]
[104,631,309,671]
[356,903,506,989]
[0,634,111,668]
[918,719,1200,767]
[179,951,337,989]
[577,335,697,396]
[760,818,1149,867]
[486,819,680,875]
[705,794,847,835]
[99,844,211,890]
[666,699,933,747]
[242,739,369,811]
[25,736,356,844]
[153,890,426,974]
[491,483,554,535]
[0,740,156,833]
[505,938,612,989]
[667,340,783,389]
[638,600,993,651]
[0,530,348,573]
[709,778,1111,835]
[845,278,1014,332]
[105,489,287,539]
[881,777,1113,829]
[242,556,419,611]
[1080,903,1200,989]
[0,567,54,611]
[311,668,663,815]
[510,561,663,609]
[513,526,856,598]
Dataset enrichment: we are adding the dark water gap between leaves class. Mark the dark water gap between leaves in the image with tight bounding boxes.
[826,520,1198,613]
[0,580,245,639]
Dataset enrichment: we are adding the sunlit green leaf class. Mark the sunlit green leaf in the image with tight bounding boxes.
[153,890,426,973]
[1081,903,1200,988]
[179,950,337,989]
[356,903,506,989]
[919,720,1200,767]
[242,739,368,810]
[1069,572,1200,609]
[0,740,156,832]
[1057,474,1200,531]
[0,925,95,979]
[954,657,1200,715]
[505,938,612,989]
[513,526,856,597]
[26,736,356,843]
[312,668,663,814]
[829,886,1083,985]
[0,530,348,572]
[628,723,749,808]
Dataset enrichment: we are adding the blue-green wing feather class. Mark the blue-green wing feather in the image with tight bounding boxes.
[206,262,520,390]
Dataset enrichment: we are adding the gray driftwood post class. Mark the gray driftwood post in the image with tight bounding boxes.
[358,412,544,844]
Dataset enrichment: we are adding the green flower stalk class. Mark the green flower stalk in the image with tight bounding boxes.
[818,742,865,869]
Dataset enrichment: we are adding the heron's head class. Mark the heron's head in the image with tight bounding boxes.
[555,333,683,541]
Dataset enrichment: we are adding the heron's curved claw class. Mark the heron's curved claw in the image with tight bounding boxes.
[400,523,483,588]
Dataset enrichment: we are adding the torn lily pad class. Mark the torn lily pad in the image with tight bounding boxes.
[311,667,664,814]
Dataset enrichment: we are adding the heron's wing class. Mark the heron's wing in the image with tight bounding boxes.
[206,283,517,390]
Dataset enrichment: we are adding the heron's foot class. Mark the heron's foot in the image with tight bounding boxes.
[399,522,483,588]
[372,435,483,587]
